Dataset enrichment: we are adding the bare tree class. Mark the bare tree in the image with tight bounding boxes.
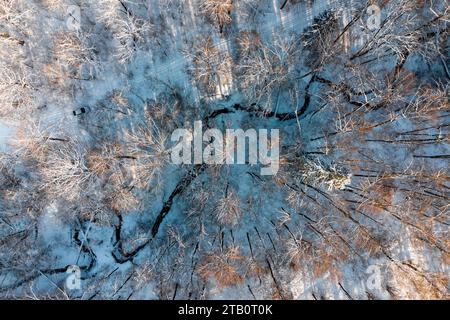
[0,64,35,118]
[185,36,233,98]
[39,140,96,200]
[350,0,448,63]
[97,0,153,64]
[301,10,340,70]
[125,117,169,190]
[214,188,242,225]
[237,33,301,111]
[52,31,98,80]
[199,0,233,33]
[197,246,244,288]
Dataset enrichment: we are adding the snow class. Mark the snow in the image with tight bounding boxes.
[0,122,14,152]
[0,0,448,300]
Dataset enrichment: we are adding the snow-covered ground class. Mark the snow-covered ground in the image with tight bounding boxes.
[0,0,448,300]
